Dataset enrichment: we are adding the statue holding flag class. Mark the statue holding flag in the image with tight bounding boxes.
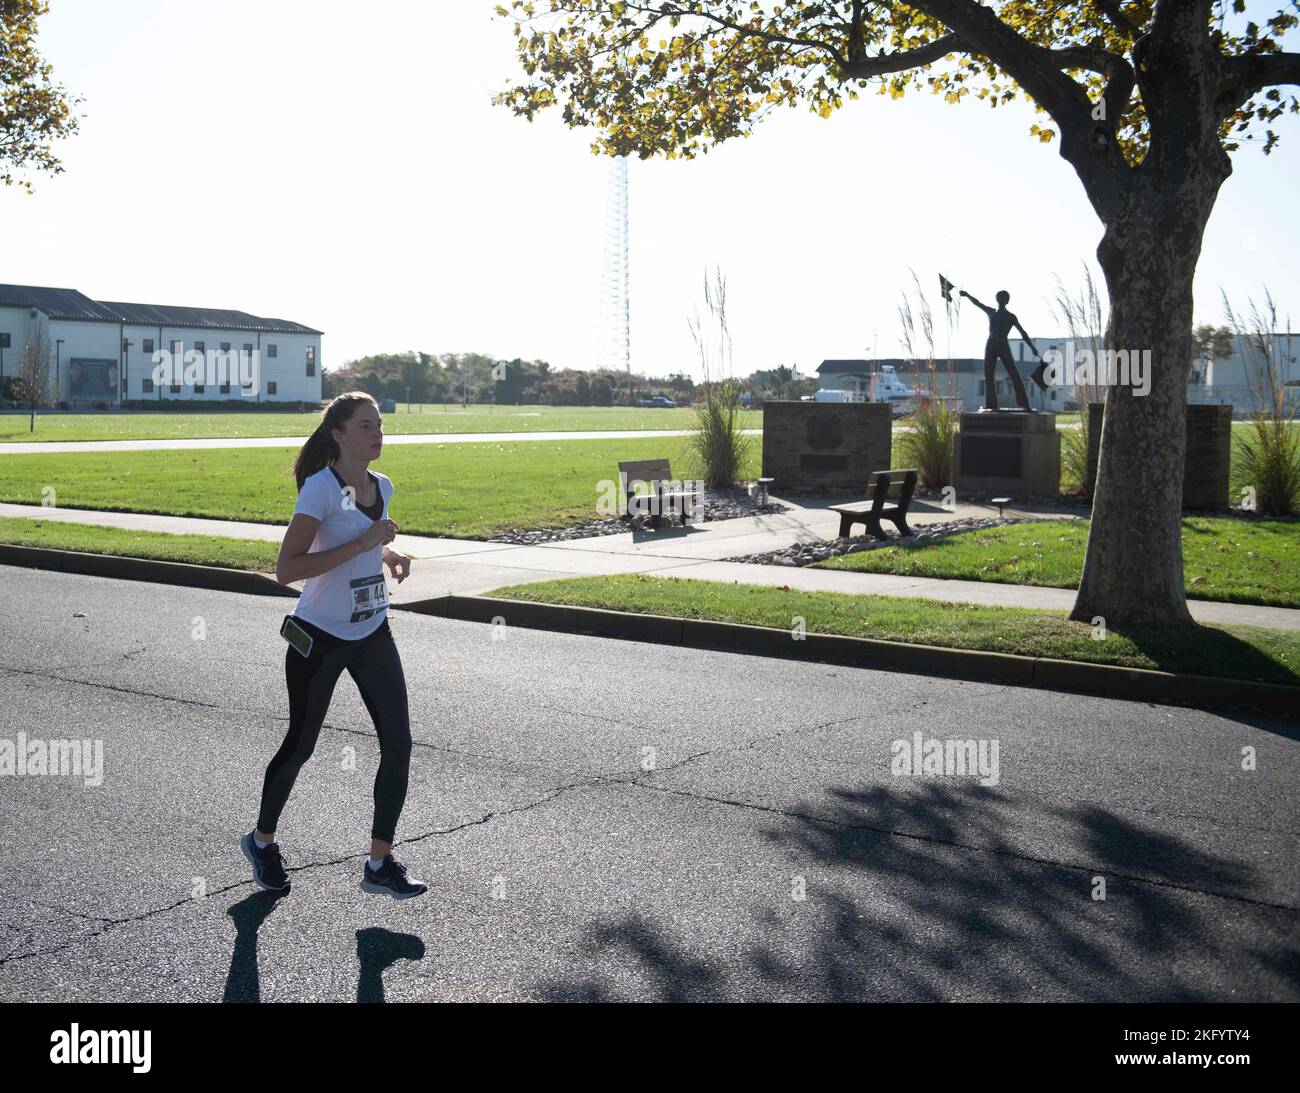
[942,277,1047,410]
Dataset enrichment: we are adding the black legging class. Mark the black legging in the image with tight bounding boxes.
[257,616,412,844]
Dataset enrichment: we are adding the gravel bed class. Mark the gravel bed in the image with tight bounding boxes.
[723,515,1059,566]
[486,487,789,544]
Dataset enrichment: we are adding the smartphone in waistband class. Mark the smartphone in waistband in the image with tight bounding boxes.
[280,614,314,658]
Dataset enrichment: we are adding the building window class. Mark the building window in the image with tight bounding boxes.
[0,333,10,348]
[244,343,253,355]
[143,338,154,354]
[195,341,205,354]
[143,378,154,393]
[306,345,316,376]
[267,344,277,358]
[977,381,985,395]
[219,381,230,394]
[220,342,231,353]
[170,382,181,394]
[194,383,205,393]
[267,381,278,395]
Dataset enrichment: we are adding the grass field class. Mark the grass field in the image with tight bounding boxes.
[814,516,1299,607]
[0,516,279,570]
[0,404,760,443]
[484,573,1300,685]
[0,435,764,538]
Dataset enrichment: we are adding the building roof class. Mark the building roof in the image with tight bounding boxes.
[97,300,321,335]
[0,284,122,323]
[0,283,321,334]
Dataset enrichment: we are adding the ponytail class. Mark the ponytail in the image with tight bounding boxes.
[293,391,378,491]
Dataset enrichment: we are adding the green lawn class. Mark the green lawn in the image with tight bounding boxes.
[4,520,1294,685]
[484,573,1300,685]
[813,516,1299,607]
[0,517,279,571]
[0,404,761,443]
[0,436,764,538]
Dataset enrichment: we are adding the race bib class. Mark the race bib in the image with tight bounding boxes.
[349,574,389,622]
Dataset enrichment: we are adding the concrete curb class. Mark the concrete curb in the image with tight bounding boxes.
[0,544,295,598]
[1,544,1291,716]
[399,593,1299,717]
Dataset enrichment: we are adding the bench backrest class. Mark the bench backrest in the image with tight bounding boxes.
[867,468,918,511]
[619,458,673,494]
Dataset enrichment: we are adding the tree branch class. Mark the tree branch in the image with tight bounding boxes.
[902,0,1132,218]
[839,33,967,78]
[1219,50,1300,99]
[1092,0,1140,40]
[618,1,850,68]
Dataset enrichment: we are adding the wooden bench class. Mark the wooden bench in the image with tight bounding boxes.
[618,458,703,529]
[829,468,919,540]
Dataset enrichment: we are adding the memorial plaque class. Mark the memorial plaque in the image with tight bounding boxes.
[961,436,1022,478]
[800,453,849,472]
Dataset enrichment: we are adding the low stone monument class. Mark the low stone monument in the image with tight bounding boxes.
[954,410,1060,496]
[761,400,892,490]
[1085,402,1232,509]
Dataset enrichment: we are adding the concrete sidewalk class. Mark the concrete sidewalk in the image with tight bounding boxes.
[3,497,1296,630]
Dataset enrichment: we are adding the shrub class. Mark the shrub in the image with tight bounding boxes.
[685,267,752,489]
[896,394,957,488]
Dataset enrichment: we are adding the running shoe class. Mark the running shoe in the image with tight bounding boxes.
[360,854,427,900]
[240,831,290,893]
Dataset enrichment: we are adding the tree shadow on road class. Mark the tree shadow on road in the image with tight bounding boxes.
[533,782,1297,1001]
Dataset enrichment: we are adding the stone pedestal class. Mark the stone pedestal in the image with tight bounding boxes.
[954,410,1060,496]
[761,400,893,490]
[1085,402,1232,509]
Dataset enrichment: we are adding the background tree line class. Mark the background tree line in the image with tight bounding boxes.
[324,351,819,406]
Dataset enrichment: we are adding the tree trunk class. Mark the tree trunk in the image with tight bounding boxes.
[1069,179,1222,629]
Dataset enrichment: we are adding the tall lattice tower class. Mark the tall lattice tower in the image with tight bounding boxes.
[596,156,630,397]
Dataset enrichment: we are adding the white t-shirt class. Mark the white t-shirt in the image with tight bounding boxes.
[290,466,394,641]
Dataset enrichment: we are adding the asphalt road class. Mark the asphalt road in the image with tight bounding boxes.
[0,564,1296,1002]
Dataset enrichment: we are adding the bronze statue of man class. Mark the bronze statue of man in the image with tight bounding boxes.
[960,288,1047,410]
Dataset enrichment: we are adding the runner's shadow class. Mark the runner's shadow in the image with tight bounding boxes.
[356,927,425,1003]
[222,891,286,1003]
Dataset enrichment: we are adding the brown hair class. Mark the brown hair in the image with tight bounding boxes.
[293,391,379,490]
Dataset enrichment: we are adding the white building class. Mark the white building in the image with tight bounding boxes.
[816,357,1071,412]
[1010,333,1299,414]
[0,283,323,406]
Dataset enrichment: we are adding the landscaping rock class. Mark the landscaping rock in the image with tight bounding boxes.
[721,515,1064,566]
[486,487,788,544]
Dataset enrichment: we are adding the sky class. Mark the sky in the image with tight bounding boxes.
[2,0,1297,381]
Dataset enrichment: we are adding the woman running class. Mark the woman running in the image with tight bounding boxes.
[241,391,426,900]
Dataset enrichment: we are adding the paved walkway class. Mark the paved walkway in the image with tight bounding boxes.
[0,428,762,455]
[4,497,1296,630]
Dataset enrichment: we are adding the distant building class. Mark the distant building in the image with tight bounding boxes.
[1010,333,1299,414]
[0,283,323,405]
[816,357,1070,412]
